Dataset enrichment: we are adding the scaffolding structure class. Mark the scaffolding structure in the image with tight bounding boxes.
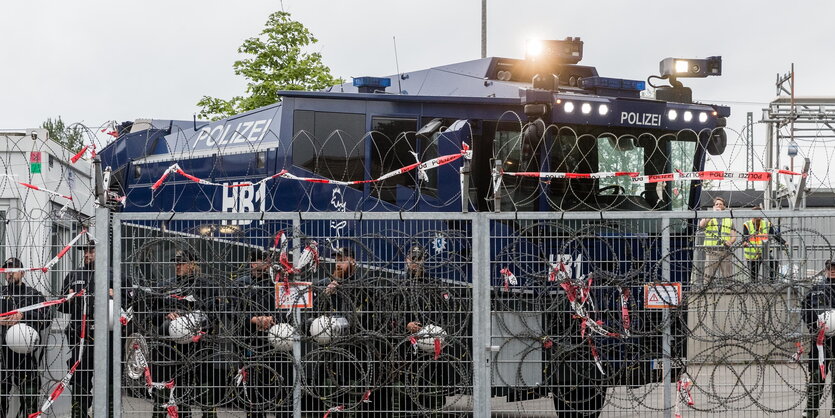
[761,66,835,209]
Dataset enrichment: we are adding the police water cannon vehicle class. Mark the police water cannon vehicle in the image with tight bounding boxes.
[98,37,729,416]
[99,37,728,215]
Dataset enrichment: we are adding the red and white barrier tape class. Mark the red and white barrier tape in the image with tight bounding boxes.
[70,143,98,164]
[674,377,694,418]
[817,322,827,379]
[267,232,318,294]
[499,268,517,292]
[100,125,119,138]
[500,168,802,184]
[130,342,179,416]
[0,230,87,275]
[588,338,605,375]
[620,288,631,336]
[160,383,179,418]
[151,164,177,190]
[43,230,88,271]
[323,405,344,418]
[409,336,419,355]
[632,169,803,184]
[0,290,84,318]
[151,144,472,190]
[234,367,249,387]
[70,146,89,164]
[559,275,627,376]
[548,260,569,283]
[792,341,804,362]
[18,182,73,201]
[504,171,638,180]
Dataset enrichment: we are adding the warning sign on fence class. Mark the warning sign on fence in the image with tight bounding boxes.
[275,282,313,309]
[644,283,682,308]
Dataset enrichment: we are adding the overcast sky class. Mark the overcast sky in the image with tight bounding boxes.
[2,1,834,184]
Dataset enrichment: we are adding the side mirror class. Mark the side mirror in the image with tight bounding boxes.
[417,118,444,137]
[706,128,727,156]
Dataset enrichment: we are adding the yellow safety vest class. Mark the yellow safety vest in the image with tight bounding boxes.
[743,220,770,260]
[704,218,733,247]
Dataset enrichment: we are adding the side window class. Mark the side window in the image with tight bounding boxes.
[547,132,595,202]
[420,118,462,198]
[487,120,537,211]
[597,135,644,195]
[370,118,417,203]
[51,215,78,296]
[667,138,696,210]
[292,111,366,189]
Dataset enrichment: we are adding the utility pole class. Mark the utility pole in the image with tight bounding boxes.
[481,0,487,58]
[746,112,753,190]
[766,66,794,209]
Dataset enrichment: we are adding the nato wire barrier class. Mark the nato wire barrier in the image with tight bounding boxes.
[0,209,818,417]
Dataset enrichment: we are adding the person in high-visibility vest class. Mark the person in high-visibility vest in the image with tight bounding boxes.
[698,197,737,283]
[742,205,784,282]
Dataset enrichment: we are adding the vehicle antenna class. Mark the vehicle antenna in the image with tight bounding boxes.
[393,36,402,94]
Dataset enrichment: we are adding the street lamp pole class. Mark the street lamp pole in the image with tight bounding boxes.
[481,0,487,58]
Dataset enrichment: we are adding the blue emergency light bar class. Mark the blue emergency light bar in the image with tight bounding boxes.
[352,77,392,89]
[580,76,645,92]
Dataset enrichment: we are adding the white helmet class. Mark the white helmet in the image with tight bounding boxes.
[819,310,835,336]
[416,324,447,353]
[168,312,207,344]
[309,315,348,345]
[267,323,296,352]
[6,323,39,354]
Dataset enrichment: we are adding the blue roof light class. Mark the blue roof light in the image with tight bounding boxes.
[352,77,392,89]
[581,77,645,92]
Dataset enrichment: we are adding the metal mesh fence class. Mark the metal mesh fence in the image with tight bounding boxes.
[115,214,475,417]
[0,217,93,418]
[0,210,831,417]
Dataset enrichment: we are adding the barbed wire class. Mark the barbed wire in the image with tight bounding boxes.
[0,119,833,416]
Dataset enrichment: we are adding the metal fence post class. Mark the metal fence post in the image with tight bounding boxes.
[472,215,491,418]
[292,214,303,418]
[112,216,123,416]
[662,217,672,418]
[94,206,111,417]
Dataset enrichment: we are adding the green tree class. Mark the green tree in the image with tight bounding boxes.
[42,116,84,152]
[197,11,340,121]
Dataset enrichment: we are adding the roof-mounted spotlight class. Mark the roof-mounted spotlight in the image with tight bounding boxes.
[526,39,544,60]
[659,56,722,78]
[525,37,583,64]
[653,56,721,104]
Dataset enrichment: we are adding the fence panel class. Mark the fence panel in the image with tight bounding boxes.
[114,213,475,417]
[0,216,93,418]
[104,210,835,417]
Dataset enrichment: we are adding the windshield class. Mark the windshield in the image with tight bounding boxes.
[493,124,698,211]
